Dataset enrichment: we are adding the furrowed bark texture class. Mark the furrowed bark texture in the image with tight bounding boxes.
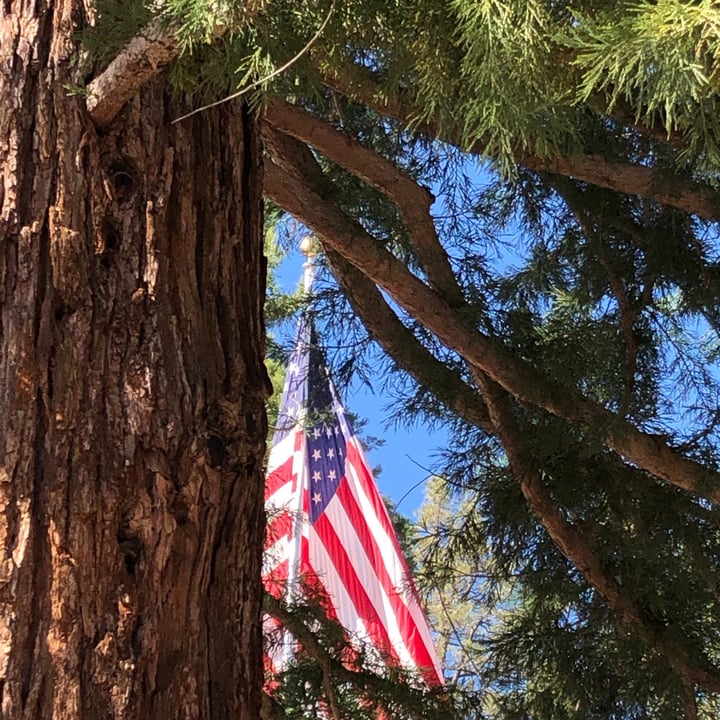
[1,2,268,718]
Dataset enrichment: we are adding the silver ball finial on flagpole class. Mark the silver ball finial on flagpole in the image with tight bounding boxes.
[301,236,318,294]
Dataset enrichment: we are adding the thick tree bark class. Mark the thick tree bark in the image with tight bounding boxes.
[1,2,268,719]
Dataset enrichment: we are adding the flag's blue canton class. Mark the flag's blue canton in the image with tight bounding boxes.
[306,345,348,523]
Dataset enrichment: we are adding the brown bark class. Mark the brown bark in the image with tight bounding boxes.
[1,2,268,718]
[264,99,464,307]
[263,132,720,504]
[86,19,182,129]
[322,250,492,431]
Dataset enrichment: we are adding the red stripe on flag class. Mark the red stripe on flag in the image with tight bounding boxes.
[265,510,294,545]
[265,458,294,499]
[346,441,408,566]
[263,558,290,598]
[312,512,402,665]
[334,477,441,683]
[344,441,441,681]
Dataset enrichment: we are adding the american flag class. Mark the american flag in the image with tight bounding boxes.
[263,316,442,686]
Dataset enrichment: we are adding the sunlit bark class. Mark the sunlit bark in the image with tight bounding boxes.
[1,2,268,717]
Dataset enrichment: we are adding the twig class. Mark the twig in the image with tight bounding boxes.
[172,3,335,124]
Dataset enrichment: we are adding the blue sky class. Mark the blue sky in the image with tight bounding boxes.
[269,159,500,518]
[274,248,447,518]
[343,380,446,516]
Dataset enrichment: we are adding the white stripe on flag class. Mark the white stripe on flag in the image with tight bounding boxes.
[316,493,418,669]
[343,439,442,679]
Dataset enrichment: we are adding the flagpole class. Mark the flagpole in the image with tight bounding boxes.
[300,235,317,295]
[283,236,316,615]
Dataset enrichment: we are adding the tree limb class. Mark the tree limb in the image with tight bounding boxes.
[265,98,464,307]
[324,248,492,432]
[263,130,720,503]
[86,19,181,128]
[478,377,720,695]
[319,63,720,221]
[86,6,257,128]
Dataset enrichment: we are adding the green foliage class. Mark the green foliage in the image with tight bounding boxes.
[568,0,720,166]
[88,0,720,171]
[264,207,304,436]
[413,454,720,718]
[82,0,154,67]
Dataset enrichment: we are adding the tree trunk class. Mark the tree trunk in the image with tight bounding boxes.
[1,2,269,718]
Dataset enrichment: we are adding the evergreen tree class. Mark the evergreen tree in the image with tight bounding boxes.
[254,1,720,716]
[6,0,720,717]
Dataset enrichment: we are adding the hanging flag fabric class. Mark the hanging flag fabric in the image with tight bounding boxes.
[263,316,443,686]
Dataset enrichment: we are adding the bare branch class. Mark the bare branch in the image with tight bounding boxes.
[263,133,720,503]
[325,247,492,431]
[265,99,464,306]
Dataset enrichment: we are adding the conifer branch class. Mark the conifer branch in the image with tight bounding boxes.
[264,99,465,307]
[548,176,645,412]
[173,5,334,124]
[319,63,720,220]
[263,132,720,504]
[478,377,720,695]
[263,594,448,718]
